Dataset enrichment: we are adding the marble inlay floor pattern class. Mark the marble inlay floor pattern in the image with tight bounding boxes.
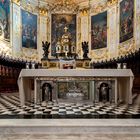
[0,94,140,118]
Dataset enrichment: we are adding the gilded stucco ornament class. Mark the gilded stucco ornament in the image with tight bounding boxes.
[91,4,107,14]
[90,48,109,60]
[107,0,118,6]
[11,0,20,5]
[80,8,89,16]
[22,48,39,61]
[118,39,135,55]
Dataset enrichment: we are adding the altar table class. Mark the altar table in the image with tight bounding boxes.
[18,69,134,106]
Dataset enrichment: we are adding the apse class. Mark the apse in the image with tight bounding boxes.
[0,0,140,121]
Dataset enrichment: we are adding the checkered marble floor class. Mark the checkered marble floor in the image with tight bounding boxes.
[0,94,140,118]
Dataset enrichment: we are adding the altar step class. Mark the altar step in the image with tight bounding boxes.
[0,119,140,140]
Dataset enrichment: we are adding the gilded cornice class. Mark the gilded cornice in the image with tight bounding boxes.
[90,0,118,14]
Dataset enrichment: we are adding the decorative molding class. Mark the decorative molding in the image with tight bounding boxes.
[90,48,109,60]
[48,0,79,13]
[79,8,89,16]
[107,0,118,6]
[118,39,136,55]
[11,0,20,5]
[20,0,38,13]
[0,40,12,56]
[21,48,39,60]
[38,7,48,16]
[90,0,118,14]
[90,3,107,14]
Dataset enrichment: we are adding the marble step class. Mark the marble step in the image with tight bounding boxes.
[0,134,140,140]
[0,119,140,135]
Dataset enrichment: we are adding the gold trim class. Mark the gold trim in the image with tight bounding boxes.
[118,39,135,55]
[91,4,107,14]
[80,8,89,16]
[90,48,109,60]
[38,7,48,16]
[11,0,20,5]
[21,48,39,60]
[107,0,118,6]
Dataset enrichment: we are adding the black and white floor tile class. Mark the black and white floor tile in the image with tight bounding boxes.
[0,93,140,118]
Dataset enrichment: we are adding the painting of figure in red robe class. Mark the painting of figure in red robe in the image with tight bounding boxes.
[91,11,107,50]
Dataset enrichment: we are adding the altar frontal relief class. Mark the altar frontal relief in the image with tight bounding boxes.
[51,14,76,56]
[120,0,134,43]
[21,9,37,49]
[91,11,107,50]
[57,81,89,100]
[0,0,10,41]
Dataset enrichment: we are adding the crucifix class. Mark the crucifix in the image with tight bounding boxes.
[64,26,68,32]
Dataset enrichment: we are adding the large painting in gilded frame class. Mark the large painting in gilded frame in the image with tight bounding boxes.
[21,9,37,49]
[91,11,107,50]
[51,14,76,56]
[120,0,134,43]
[0,0,10,41]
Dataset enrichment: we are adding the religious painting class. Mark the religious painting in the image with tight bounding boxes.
[0,0,10,41]
[120,0,134,43]
[21,9,37,49]
[91,11,107,50]
[51,14,76,56]
[57,81,89,100]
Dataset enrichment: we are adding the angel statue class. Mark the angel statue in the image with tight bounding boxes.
[82,41,89,59]
[42,41,50,59]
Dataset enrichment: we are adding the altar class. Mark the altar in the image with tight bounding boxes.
[18,69,134,106]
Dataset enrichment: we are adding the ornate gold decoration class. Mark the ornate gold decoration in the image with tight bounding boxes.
[90,48,109,60]
[48,0,79,13]
[11,0,20,5]
[118,39,135,56]
[107,0,118,6]
[90,3,107,14]
[20,0,37,13]
[21,48,39,61]
[0,40,11,56]
[38,7,48,16]
[90,0,118,14]
[80,8,89,16]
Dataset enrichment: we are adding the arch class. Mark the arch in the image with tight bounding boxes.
[98,82,110,102]
[42,83,53,102]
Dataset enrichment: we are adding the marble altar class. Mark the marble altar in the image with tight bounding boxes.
[18,69,134,106]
